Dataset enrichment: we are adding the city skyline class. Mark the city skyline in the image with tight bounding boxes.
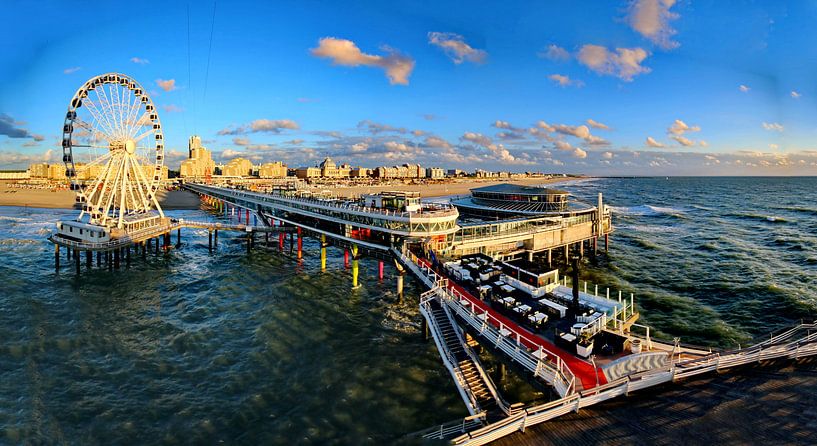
[2,1,817,175]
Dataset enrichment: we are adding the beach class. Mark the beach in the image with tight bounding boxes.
[0,176,576,209]
[0,181,202,210]
[301,176,575,198]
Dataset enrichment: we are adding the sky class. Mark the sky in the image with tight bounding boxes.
[2,0,817,175]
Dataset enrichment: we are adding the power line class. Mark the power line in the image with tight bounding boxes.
[202,1,217,106]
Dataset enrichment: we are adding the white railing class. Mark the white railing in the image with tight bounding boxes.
[395,248,577,398]
[448,321,817,445]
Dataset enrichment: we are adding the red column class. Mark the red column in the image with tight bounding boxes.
[379,260,384,280]
[246,210,250,224]
[344,249,349,268]
[279,232,285,250]
[297,227,303,259]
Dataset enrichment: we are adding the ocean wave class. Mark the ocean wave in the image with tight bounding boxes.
[776,206,817,217]
[0,215,32,223]
[729,212,790,223]
[610,205,687,218]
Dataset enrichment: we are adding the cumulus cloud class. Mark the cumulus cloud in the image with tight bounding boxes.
[156,79,177,92]
[577,45,651,81]
[670,135,695,146]
[791,90,802,99]
[130,57,150,65]
[63,67,81,74]
[739,85,750,92]
[668,119,700,135]
[626,0,680,49]
[461,132,493,148]
[586,119,611,130]
[428,32,487,64]
[548,74,584,87]
[351,142,369,153]
[539,44,571,61]
[554,140,573,151]
[762,122,784,132]
[572,147,588,159]
[217,119,299,135]
[423,135,452,149]
[554,124,591,139]
[645,136,665,147]
[310,37,415,85]
[492,120,514,129]
[601,151,614,159]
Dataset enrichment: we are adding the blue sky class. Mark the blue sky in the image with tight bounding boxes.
[1,0,817,174]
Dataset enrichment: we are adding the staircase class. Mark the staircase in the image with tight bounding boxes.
[427,297,499,414]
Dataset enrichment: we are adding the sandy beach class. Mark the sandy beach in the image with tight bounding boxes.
[305,176,577,199]
[0,176,578,210]
[0,181,202,210]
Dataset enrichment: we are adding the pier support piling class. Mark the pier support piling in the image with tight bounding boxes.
[344,249,349,268]
[114,249,120,269]
[126,247,131,266]
[208,229,213,251]
[278,232,285,251]
[547,249,552,266]
[214,230,218,246]
[397,272,404,300]
[86,251,92,268]
[351,244,359,289]
[605,233,609,252]
[97,251,101,267]
[55,245,59,270]
[75,250,80,274]
[297,227,303,260]
[320,234,327,271]
[176,228,181,248]
[378,260,384,280]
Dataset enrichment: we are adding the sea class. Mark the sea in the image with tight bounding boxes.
[0,177,815,444]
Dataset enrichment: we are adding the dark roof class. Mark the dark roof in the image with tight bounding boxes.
[470,183,568,196]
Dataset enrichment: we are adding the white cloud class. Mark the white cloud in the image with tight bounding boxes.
[627,0,680,50]
[586,119,610,130]
[351,142,369,152]
[646,136,665,147]
[218,119,299,135]
[156,79,177,92]
[668,119,700,135]
[572,147,588,159]
[739,85,750,92]
[162,104,183,113]
[310,37,415,85]
[539,44,571,61]
[769,143,779,150]
[492,120,514,129]
[461,132,493,147]
[423,135,452,149]
[762,122,784,132]
[791,90,802,99]
[577,44,651,81]
[130,57,150,65]
[554,140,573,151]
[601,151,614,159]
[427,32,487,64]
[554,124,591,139]
[548,74,584,87]
[670,135,694,146]
[63,67,81,74]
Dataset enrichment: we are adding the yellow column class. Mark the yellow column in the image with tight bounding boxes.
[320,234,327,271]
[351,244,359,288]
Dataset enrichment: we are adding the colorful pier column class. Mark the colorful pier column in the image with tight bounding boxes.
[278,232,285,250]
[344,249,349,268]
[351,244,359,288]
[378,260,384,280]
[54,245,59,270]
[320,234,327,271]
[245,210,250,225]
[297,227,303,259]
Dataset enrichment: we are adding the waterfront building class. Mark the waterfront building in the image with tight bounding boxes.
[47,164,66,180]
[258,161,288,178]
[180,136,215,178]
[222,158,253,177]
[426,167,445,179]
[29,163,49,178]
[350,167,370,178]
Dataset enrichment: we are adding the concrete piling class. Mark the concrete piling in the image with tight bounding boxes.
[54,245,59,270]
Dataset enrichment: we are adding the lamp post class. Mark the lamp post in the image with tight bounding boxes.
[590,354,599,389]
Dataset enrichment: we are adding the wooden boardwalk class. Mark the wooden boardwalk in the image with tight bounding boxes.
[490,358,817,446]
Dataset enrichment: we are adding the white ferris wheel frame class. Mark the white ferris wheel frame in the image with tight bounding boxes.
[61,72,165,228]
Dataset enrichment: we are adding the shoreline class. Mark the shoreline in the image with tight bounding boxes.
[0,176,584,210]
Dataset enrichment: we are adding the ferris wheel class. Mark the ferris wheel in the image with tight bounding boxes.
[61,72,165,229]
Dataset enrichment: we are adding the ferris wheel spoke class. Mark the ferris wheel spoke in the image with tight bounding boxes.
[124,90,142,137]
[133,127,156,143]
[85,95,118,140]
[95,86,121,139]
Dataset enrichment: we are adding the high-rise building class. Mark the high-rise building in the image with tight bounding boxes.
[222,158,253,177]
[180,135,215,178]
[259,161,288,178]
